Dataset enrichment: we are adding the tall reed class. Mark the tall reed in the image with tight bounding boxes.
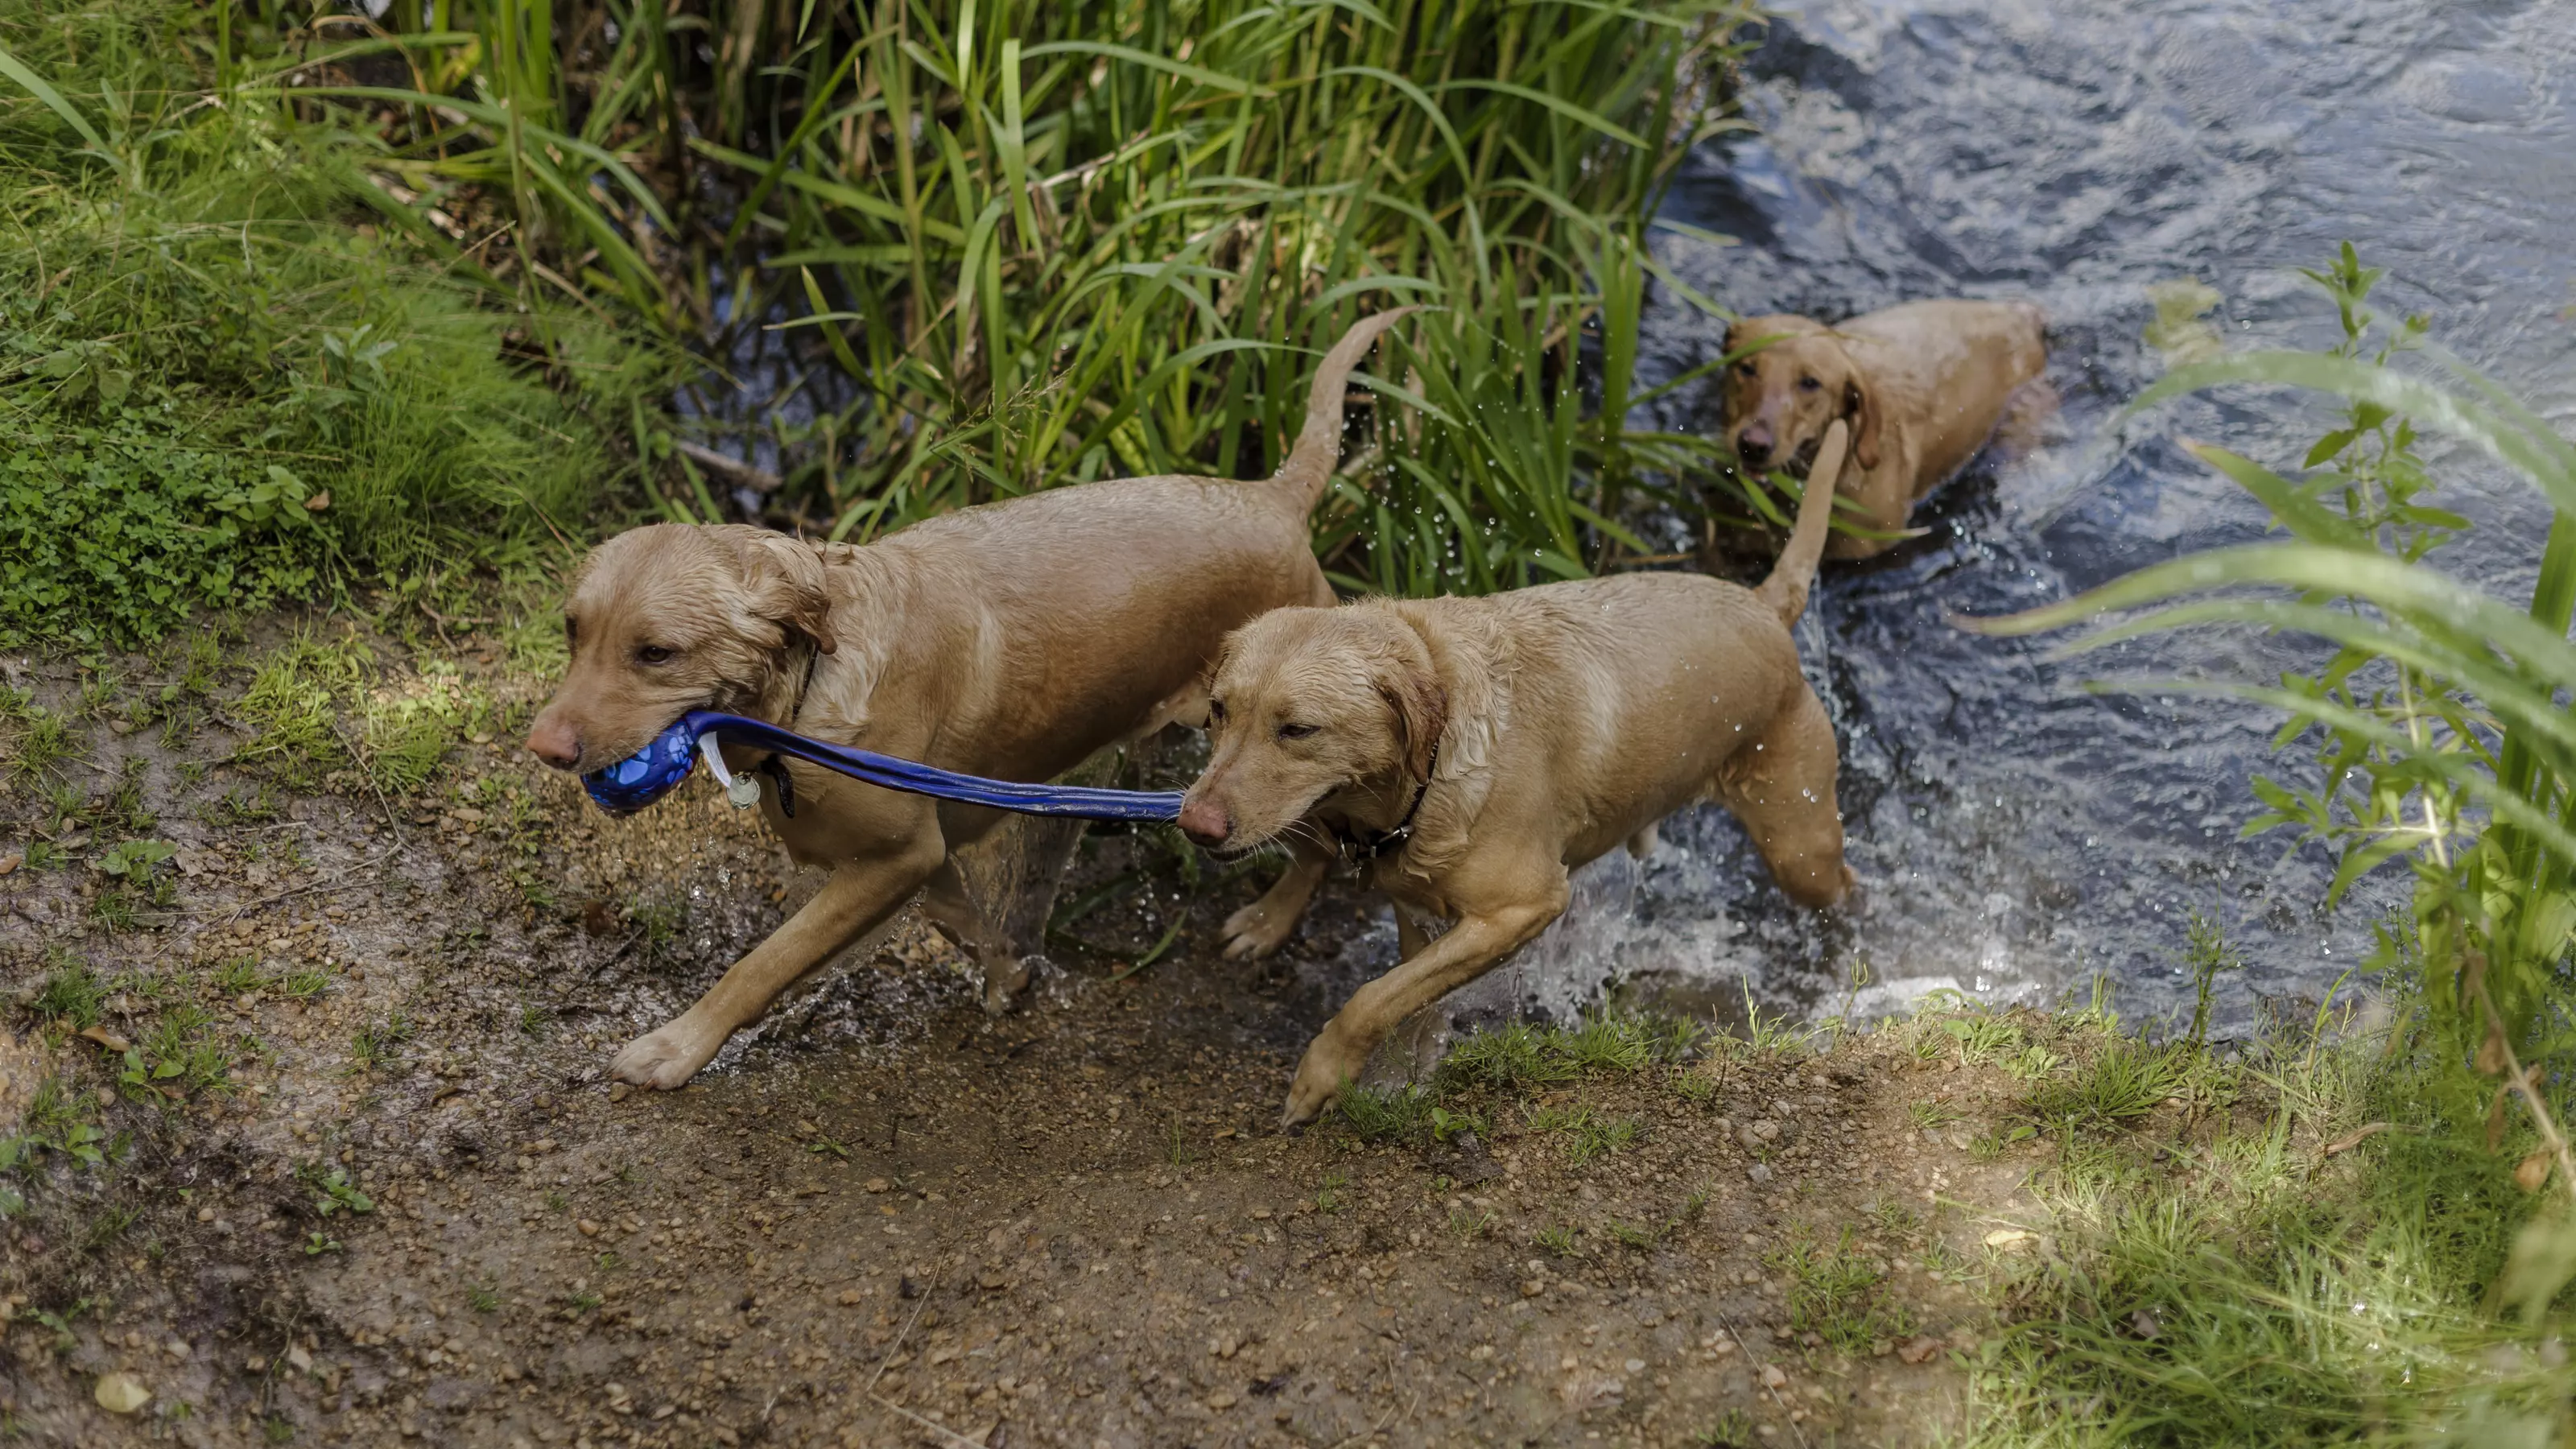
[248,0,1761,591]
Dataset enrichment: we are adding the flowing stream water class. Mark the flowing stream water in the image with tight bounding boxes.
[1469,0,2576,1042]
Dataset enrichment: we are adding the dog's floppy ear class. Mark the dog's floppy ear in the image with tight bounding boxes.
[1376,663,1447,784]
[728,532,840,655]
[1843,374,1882,472]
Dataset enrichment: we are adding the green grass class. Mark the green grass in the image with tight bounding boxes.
[1520,1100,1641,1162]
[109,0,1765,601]
[1767,1224,1913,1354]
[1961,1025,2574,1446]
[30,956,106,1029]
[2022,1039,2186,1137]
[1441,1022,1579,1093]
[348,1013,414,1074]
[1334,1084,1434,1144]
[1441,1009,1698,1096]
[126,1004,237,1097]
[0,0,668,650]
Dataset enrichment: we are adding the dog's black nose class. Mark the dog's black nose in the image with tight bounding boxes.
[1736,431,1772,467]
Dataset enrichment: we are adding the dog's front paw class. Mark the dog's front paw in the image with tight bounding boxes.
[1221,901,1298,960]
[609,1019,724,1090]
[1280,1030,1369,1128]
[981,953,1041,1016]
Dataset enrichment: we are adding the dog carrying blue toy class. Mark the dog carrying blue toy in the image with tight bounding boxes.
[581,710,1186,823]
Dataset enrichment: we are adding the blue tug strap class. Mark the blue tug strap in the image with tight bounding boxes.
[582,710,1186,823]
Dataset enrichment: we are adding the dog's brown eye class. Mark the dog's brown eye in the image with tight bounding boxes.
[635,644,675,665]
[1208,700,1228,724]
[1798,375,1823,392]
[1277,723,1319,740]
[564,617,579,648]
[1735,361,1757,378]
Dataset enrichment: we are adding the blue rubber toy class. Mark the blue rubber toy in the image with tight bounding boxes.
[581,711,1185,824]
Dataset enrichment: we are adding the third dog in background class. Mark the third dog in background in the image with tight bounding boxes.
[1721,299,2046,559]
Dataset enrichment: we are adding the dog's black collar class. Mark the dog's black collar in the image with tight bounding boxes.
[1339,747,1437,866]
[749,643,824,819]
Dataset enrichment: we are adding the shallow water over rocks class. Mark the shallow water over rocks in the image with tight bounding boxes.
[1472,0,2576,1041]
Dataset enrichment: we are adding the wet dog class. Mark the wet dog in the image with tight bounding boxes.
[1722,300,2046,558]
[1179,423,1859,1125]
[525,310,1414,1089]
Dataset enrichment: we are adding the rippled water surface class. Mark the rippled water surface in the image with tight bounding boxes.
[1495,0,2576,1038]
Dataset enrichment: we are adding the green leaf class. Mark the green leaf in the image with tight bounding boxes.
[0,43,109,152]
[2301,428,2358,468]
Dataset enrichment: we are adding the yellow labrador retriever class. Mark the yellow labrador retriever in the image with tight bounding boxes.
[1722,300,2045,558]
[526,310,1412,1089]
[1179,423,1858,1125]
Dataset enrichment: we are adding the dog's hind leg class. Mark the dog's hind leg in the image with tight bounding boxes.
[1715,683,1853,909]
[920,857,1039,1014]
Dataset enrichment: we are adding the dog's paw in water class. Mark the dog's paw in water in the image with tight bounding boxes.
[609,1020,724,1090]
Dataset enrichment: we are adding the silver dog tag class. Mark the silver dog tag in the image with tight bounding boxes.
[726,774,762,810]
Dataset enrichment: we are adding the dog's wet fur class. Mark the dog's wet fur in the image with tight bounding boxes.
[1180,424,1860,1125]
[1722,299,2047,559]
[525,310,1416,1089]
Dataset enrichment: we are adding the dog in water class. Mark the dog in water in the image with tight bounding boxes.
[525,310,1414,1089]
[1179,423,1860,1125]
[1722,300,2046,558]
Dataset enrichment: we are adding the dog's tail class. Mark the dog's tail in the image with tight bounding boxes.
[1754,417,1852,627]
[1273,308,1420,510]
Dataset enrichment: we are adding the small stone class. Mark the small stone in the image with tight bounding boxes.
[1249,1208,1271,1220]
[1520,1280,1545,1298]
[837,1290,864,1307]
[578,1220,602,1236]
[1746,1163,1772,1183]
[95,1372,151,1414]
[1760,1365,1788,1390]
[1896,1336,1943,1364]
[1206,1391,1236,1410]
[865,1179,890,1194]
[608,1082,632,1104]
[1982,1228,2035,1252]
[286,1344,313,1374]
[1623,1358,1645,1373]
[197,1207,217,1223]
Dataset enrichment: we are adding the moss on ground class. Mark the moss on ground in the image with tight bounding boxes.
[0,0,671,651]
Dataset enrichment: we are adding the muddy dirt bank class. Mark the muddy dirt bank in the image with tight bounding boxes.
[0,634,2045,1447]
